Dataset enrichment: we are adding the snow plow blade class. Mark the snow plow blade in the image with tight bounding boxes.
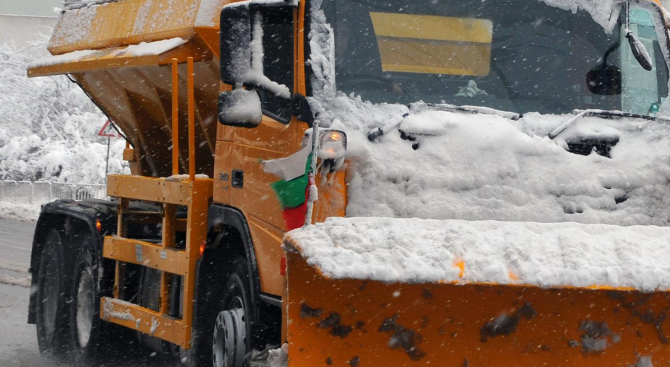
[283,218,670,366]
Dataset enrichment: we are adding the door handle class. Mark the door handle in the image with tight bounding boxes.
[231,169,244,188]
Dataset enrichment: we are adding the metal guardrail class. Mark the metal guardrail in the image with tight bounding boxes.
[0,181,107,205]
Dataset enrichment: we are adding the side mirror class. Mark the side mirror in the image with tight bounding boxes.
[219,0,297,128]
[218,88,263,128]
[626,30,653,71]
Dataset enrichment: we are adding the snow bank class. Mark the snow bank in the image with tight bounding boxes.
[286,217,670,291]
[0,40,128,184]
[0,203,40,222]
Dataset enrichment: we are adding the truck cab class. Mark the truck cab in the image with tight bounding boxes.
[26,0,670,366]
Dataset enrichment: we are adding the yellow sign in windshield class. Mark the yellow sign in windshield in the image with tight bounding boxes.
[370,12,493,76]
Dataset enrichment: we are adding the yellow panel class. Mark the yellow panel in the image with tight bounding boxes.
[248,218,285,296]
[370,12,493,43]
[370,12,493,76]
[377,38,491,76]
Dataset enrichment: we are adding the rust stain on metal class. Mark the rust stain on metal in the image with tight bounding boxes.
[422,288,433,299]
[318,312,353,338]
[480,301,536,342]
[378,314,426,361]
[608,292,670,344]
[300,303,323,318]
[578,320,620,353]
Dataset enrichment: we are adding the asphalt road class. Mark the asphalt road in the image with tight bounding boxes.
[0,219,47,367]
[0,219,179,367]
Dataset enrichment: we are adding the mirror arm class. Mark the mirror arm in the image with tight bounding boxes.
[293,93,315,127]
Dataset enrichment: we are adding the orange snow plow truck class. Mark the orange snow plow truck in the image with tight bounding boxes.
[26,0,670,366]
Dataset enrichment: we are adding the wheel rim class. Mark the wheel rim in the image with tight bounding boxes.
[212,297,246,367]
[42,255,59,338]
[76,267,95,348]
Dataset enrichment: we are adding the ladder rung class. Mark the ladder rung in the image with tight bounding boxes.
[107,174,213,204]
[101,297,188,347]
[103,236,189,276]
[123,214,188,231]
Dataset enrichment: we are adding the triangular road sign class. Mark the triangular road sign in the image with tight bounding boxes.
[98,120,122,138]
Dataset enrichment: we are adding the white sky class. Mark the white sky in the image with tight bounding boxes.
[0,0,63,17]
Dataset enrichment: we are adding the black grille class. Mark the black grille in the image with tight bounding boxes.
[567,138,619,158]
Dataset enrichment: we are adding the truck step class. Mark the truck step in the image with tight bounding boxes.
[100,297,187,347]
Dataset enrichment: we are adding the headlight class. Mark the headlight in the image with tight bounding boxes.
[302,129,347,160]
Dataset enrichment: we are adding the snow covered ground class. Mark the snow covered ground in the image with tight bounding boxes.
[0,38,128,185]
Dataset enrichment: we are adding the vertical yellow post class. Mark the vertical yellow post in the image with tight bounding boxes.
[172,58,179,176]
[187,57,195,181]
[114,198,129,299]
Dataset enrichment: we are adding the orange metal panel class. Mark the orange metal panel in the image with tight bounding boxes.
[312,169,347,223]
[230,144,289,230]
[286,252,670,367]
[248,217,285,296]
[103,236,189,276]
[100,297,187,347]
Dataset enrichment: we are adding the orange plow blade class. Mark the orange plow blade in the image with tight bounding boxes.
[285,252,670,367]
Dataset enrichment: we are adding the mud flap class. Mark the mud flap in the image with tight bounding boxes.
[285,252,670,367]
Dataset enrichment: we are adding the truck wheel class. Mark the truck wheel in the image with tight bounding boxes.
[212,257,253,367]
[68,233,104,365]
[36,228,72,359]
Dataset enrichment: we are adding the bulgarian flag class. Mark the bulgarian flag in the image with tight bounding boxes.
[262,133,317,230]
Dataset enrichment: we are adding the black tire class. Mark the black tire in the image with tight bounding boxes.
[68,231,104,365]
[36,228,73,360]
[187,256,254,367]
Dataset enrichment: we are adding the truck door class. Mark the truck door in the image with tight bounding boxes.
[227,6,300,296]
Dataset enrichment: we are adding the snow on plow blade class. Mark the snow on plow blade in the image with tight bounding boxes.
[283,218,670,366]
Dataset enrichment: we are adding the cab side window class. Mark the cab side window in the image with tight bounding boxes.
[259,7,294,123]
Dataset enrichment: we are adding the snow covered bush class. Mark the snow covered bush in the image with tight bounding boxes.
[0,37,128,184]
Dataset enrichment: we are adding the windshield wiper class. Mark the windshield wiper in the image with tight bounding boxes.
[549,109,668,140]
[413,103,521,121]
[574,109,669,123]
[368,103,519,142]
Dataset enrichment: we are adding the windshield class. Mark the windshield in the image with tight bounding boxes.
[319,0,669,116]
